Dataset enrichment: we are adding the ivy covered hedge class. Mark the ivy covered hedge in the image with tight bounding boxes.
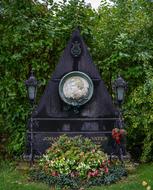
[30,135,127,189]
[1,0,153,162]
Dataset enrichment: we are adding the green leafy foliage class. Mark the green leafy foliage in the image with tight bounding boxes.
[39,135,108,178]
[0,0,96,155]
[92,0,153,162]
[125,65,153,162]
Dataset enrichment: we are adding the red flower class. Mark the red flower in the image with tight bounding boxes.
[112,128,127,144]
[88,171,92,178]
[120,129,127,136]
[51,171,58,176]
[88,170,99,178]
[107,159,111,164]
[104,167,109,174]
[94,169,99,176]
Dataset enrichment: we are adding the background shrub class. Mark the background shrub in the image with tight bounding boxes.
[1,0,153,161]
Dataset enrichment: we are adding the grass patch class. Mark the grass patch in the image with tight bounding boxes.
[0,160,49,190]
[0,160,153,190]
[89,163,153,190]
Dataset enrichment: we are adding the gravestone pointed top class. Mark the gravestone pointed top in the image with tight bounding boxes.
[34,29,116,118]
[51,28,101,79]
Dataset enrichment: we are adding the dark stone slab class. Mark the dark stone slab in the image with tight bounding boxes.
[26,29,118,158]
[31,118,117,132]
[26,131,114,156]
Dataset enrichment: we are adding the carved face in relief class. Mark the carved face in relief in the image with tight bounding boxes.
[59,71,94,106]
[63,76,89,100]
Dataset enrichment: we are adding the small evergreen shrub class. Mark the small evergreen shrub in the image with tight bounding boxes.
[30,135,127,189]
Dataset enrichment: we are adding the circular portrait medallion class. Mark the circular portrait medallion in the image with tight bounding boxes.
[59,71,93,106]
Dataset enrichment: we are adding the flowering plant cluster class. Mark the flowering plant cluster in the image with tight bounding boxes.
[142,181,152,190]
[112,128,127,144]
[39,135,110,179]
[31,135,127,189]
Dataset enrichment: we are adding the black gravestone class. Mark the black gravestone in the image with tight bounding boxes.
[26,29,119,158]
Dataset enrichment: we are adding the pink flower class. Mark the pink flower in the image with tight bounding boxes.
[112,128,127,144]
[104,167,109,174]
[120,129,127,136]
[94,169,99,176]
[88,171,92,178]
[92,149,96,153]
[51,171,58,176]
[70,172,75,177]
[88,170,99,177]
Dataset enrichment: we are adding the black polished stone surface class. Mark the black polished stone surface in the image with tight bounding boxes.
[26,29,118,157]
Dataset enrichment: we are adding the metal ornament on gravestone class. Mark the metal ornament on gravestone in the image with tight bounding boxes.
[71,41,82,58]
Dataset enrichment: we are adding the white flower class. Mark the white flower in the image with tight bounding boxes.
[147,186,151,190]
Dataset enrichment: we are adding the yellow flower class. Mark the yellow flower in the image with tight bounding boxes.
[142,181,148,187]
[146,186,151,190]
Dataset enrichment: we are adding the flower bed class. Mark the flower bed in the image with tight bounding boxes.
[30,135,127,189]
